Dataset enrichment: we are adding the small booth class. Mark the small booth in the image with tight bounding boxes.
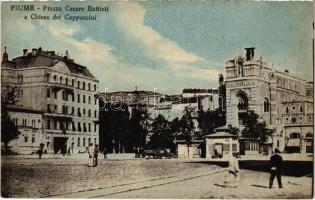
[204,132,239,159]
[175,140,203,158]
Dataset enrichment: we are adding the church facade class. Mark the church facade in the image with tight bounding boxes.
[225,47,313,153]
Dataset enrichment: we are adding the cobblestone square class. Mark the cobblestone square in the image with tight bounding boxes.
[1,155,312,198]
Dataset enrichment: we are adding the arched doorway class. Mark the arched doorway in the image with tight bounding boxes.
[236,92,249,125]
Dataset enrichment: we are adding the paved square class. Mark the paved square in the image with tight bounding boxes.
[1,155,312,198]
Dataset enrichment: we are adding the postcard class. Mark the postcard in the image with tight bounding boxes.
[1,1,313,198]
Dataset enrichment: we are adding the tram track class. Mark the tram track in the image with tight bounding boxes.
[43,169,227,198]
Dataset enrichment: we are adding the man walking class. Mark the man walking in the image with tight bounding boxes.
[269,148,283,188]
[94,144,99,166]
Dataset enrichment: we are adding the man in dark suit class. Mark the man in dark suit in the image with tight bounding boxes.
[269,148,283,188]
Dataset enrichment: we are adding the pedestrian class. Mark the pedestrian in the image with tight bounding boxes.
[223,153,240,188]
[67,148,71,156]
[88,143,95,167]
[103,147,107,159]
[37,148,43,159]
[94,144,99,166]
[269,148,283,188]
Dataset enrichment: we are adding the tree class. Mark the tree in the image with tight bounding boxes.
[196,108,226,137]
[147,114,174,150]
[241,110,273,144]
[227,124,240,136]
[170,117,181,140]
[129,107,151,149]
[1,86,20,154]
[178,107,195,141]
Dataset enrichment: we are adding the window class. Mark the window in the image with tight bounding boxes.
[54,120,57,129]
[292,106,295,110]
[83,123,87,132]
[72,107,74,115]
[47,104,51,113]
[83,95,86,103]
[32,136,35,143]
[78,108,81,117]
[62,105,66,114]
[88,96,91,104]
[290,133,300,139]
[88,123,91,132]
[72,122,76,131]
[72,94,75,102]
[237,93,248,111]
[88,83,91,91]
[83,138,86,146]
[264,98,270,112]
[277,140,279,147]
[78,123,82,132]
[62,90,68,101]
[65,78,68,85]
[94,84,96,91]
[77,94,80,103]
[232,144,237,151]
[88,138,91,145]
[47,88,50,98]
[47,120,50,129]
[77,81,80,89]
[53,75,57,81]
[83,109,86,115]
[24,136,28,143]
[300,106,303,113]
[286,107,289,113]
[60,76,63,84]
[292,117,296,123]
[72,79,75,86]
[94,110,97,118]
[46,73,50,82]
[83,82,85,90]
[77,137,80,147]
[94,124,97,132]
[54,91,57,99]
[88,110,91,117]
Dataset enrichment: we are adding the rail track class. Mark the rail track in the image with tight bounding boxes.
[43,168,227,198]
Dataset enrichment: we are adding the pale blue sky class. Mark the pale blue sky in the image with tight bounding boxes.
[2,1,313,94]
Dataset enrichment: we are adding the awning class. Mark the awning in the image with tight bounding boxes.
[287,139,300,147]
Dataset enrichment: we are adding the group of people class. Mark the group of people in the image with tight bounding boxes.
[87,145,108,167]
[223,148,283,189]
[87,144,99,167]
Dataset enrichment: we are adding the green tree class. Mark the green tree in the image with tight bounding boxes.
[170,117,181,140]
[178,107,195,141]
[242,110,273,144]
[147,114,174,150]
[227,124,240,136]
[1,86,20,154]
[197,108,226,137]
[129,107,151,149]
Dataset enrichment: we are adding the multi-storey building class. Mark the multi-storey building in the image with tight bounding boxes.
[225,47,313,153]
[2,47,99,154]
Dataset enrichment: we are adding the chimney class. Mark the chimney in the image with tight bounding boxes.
[32,48,37,56]
[2,46,8,62]
[245,47,255,61]
[38,47,42,54]
[285,69,289,73]
[219,73,224,86]
[23,49,28,56]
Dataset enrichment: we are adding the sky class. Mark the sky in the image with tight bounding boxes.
[1,1,314,94]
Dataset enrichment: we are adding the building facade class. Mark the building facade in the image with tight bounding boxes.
[2,47,99,154]
[225,47,313,153]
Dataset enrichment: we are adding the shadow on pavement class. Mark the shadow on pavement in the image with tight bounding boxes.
[186,160,313,177]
